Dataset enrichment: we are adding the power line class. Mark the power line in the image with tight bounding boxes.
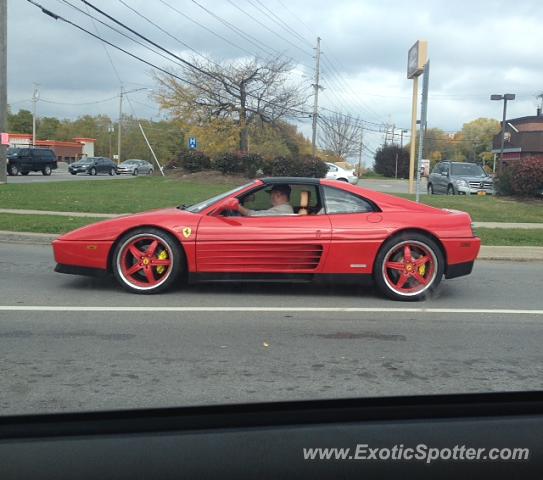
[245,0,313,55]
[39,95,119,105]
[157,0,257,58]
[26,0,312,118]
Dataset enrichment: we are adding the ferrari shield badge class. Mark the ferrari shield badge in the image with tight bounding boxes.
[182,227,192,239]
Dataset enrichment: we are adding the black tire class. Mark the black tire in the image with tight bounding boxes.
[337,178,348,182]
[8,164,19,176]
[112,228,184,294]
[109,168,116,176]
[133,169,139,176]
[447,184,455,195]
[70,171,77,175]
[90,167,97,176]
[427,183,434,195]
[147,168,153,175]
[42,165,52,176]
[374,232,445,301]
[21,171,30,176]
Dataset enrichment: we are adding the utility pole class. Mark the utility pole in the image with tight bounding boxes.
[117,85,123,164]
[32,84,39,147]
[357,127,364,176]
[311,37,321,158]
[0,0,7,184]
[416,60,430,203]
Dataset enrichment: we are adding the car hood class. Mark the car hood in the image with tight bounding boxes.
[55,208,201,242]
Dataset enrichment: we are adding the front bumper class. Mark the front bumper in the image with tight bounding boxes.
[456,184,494,195]
[52,239,113,271]
[348,177,359,185]
[116,168,134,174]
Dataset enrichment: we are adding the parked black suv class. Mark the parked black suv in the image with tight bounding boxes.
[68,157,117,176]
[6,148,58,176]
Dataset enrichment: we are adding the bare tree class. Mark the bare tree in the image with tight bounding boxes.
[154,57,308,152]
[319,112,362,159]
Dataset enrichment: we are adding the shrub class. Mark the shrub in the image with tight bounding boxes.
[213,152,264,177]
[496,157,543,196]
[260,155,327,178]
[175,150,211,173]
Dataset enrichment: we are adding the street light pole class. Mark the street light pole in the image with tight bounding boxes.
[0,0,7,184]
[491,93,515,174]
[117,85,123,164]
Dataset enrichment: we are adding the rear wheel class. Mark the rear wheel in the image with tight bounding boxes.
[337,177,348,182]
[70,171,77,175]
[447,185,455,195]
[374,233,444,301]
[147,168,153,175]
[112,228,184,294]
[109,168,116,176]
[42,165,52,176]
[8,164,19,176]
[133,168,139,176]
[427,183,434,195]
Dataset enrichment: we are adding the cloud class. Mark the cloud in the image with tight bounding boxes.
[8,0,543,151]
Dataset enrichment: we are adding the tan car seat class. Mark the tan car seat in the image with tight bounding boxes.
[298,190,311,215]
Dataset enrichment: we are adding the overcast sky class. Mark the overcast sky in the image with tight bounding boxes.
[8,0,543,153]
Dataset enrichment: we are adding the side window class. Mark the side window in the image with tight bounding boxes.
[328,164,338,172]
[432,163,442,175]
[322,186,374,214]
[239,185,320,215]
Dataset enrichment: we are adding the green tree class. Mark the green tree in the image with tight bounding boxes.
[7,109,33,133]
[459,118,500,163]
[37,117,61,140]
[373,145,409,178]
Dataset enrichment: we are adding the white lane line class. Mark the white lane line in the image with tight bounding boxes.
[0,306,542,315]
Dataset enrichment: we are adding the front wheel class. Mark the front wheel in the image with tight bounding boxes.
[112,228,184,294]
[427,183,434,195]
[90,167,97,176]
[133,169,139,176]
[8,164,19,176]
[21,171,30,176]
[109,168,116,176]
[374,233,444,301]
[147,168,153,176]
[447,185,455,195]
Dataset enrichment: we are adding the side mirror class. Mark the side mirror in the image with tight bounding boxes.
[214,197,239,214]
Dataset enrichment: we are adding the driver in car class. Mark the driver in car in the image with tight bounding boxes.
[238,184,294,216]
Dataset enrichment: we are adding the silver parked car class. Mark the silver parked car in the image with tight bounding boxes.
[116,159,154,176]
[427,161,494,195]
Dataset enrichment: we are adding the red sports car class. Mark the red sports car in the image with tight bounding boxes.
[52,177,480,301]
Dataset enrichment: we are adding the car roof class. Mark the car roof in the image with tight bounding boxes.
[260,177,321,185]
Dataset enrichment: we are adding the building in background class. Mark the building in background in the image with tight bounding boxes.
[492,112,543,164]
[7,134,95,162]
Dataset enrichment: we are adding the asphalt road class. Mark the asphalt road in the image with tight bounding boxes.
[357,178,427,194]
[1,243,542,416]
[6,171,137,184]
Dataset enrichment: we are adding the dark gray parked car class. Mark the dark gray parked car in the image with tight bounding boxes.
[69,157,117,176]
[427,161,494,195]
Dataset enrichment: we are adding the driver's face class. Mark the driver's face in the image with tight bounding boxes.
[271,191,288,206]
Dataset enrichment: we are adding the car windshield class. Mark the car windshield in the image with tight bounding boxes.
[185,182,256,213]
[451,164,486,177]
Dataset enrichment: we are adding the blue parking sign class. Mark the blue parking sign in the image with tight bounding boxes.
[188,137,197,150]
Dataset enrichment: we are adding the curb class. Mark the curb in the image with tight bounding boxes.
[1,231,543,261]
[0,231,57,245]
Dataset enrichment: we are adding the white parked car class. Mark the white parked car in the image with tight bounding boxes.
[325,162,358,184]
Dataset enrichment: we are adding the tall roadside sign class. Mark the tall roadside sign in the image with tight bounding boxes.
[407,40,428,194]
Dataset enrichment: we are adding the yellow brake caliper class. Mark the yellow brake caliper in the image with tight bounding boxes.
[156,249,169,275]
[418,262,426,277]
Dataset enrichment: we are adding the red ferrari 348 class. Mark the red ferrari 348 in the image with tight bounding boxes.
[52,177,480,301]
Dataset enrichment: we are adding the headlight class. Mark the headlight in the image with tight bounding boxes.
[455,179,468,187]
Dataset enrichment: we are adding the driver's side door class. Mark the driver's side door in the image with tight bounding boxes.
[195,185,332,274]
